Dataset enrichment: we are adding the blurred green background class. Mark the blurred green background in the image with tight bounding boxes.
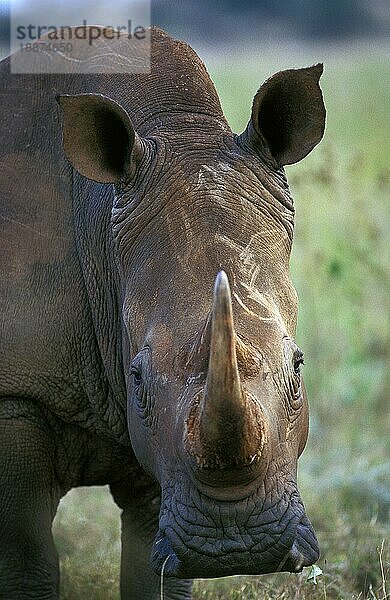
[52,43,389,599]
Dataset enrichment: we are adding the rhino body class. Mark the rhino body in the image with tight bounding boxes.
[0,28,325,599]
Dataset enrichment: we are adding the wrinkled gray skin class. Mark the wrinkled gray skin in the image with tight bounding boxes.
[0,28,325,599]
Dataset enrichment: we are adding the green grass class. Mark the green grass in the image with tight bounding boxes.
[53,47,389,599]
[53,487,121,600]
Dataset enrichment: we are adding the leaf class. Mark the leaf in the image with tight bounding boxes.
[306,564,323,585]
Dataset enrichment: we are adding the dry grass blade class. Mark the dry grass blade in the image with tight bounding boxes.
[160,555,171,600]
[378,540,388,600]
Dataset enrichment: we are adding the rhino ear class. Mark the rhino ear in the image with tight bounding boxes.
[241,64,326,167]
[57,93,143,184]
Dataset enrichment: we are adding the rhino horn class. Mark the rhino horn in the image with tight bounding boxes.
[187,271,266,481]
[201,271,243,439]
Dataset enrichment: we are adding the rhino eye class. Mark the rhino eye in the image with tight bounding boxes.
[129,349,155,428]
[293,350,304,375]
[131,365,142,386]
[282,339,304,414]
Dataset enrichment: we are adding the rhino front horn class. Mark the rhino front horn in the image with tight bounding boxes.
[201,271,244,450]
[186,271,266,485]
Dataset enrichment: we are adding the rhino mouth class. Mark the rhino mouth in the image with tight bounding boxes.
[152,516,319,578]
[151,483,319,579]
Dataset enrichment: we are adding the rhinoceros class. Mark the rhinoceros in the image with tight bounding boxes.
[0,27,325,599]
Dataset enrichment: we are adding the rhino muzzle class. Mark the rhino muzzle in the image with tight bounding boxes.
[151,482,320,579]
[185,271,267,486]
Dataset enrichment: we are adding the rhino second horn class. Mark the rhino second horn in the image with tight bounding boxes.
[193,271,266,475]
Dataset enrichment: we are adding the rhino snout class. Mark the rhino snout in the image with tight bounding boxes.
[151,479,319,579]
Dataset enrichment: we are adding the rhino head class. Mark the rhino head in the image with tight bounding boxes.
[58,32,325,579]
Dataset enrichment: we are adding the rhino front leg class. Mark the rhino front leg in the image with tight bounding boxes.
[110,479,193,600]
[0,400,61,599]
